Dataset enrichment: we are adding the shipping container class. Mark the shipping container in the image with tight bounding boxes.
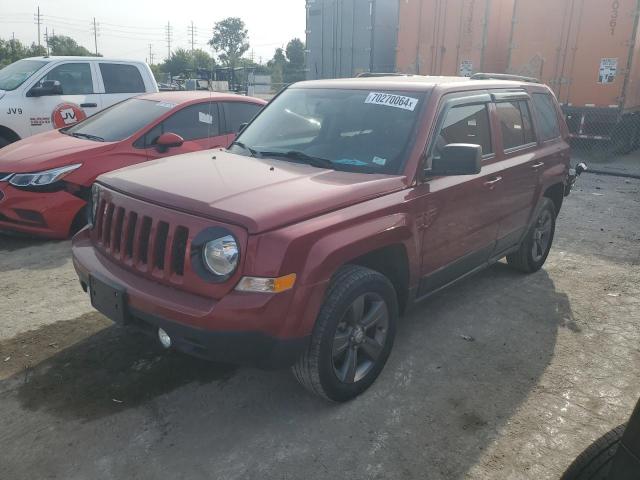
[508,0,640,147]
[395,0,515,76]
[305,0,399,80]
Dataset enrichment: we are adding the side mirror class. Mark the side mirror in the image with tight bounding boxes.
[430,143,482,176]
[238,122,248,133]
[28,80,63,97]
[156,132,184,152]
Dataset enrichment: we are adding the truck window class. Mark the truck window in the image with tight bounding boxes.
[141,102,221,146]
[222,102,263,133]
[99,63,145,94]
[496,101,536,150]
[40,63,94,95]
[532,93,561,141]
[433,103,493,158]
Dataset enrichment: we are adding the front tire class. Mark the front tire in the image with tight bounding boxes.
[507,197,557,273]
[560,424,625,480]
[292,265,398,402]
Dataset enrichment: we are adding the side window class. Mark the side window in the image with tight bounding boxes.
[532,93,561,141]
[495,100,537,150]
[433,103,493,159]
[141,103,220,146]
[223,102,263,133]
[39,63,93,94]
[99,63,145,94]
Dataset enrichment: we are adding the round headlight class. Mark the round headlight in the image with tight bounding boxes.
[202,235,239,276]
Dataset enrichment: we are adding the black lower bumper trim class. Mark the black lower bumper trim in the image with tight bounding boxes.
[127,307,308,369]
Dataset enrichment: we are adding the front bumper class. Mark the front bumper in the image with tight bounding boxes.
[0,183,85,238]
[72,229,311,368]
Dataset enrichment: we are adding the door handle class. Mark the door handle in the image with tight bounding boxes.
[80,103,97,108]
[483,176,502,188]
[531,162,545,169]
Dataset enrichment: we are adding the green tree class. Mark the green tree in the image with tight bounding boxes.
[162,48,192,76]
[0,38,46,68]
[192,48,214,70]
[284,38,305,83]
[47,35,97,56]
[267,47,286,87]
[209,17,249,69]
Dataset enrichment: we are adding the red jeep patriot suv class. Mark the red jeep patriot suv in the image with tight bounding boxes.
[72,75,584,401]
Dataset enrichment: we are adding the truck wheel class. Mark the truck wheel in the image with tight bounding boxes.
[560,424,626,480]
[506,198,556,273]
[0,136,9,149]
[292,265,397,402]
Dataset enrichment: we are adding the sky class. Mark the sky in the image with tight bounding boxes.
[0,0,306,64]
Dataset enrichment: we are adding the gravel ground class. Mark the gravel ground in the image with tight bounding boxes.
[0,173,638,480]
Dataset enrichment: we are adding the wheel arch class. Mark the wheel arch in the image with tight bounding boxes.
[543,182,565,215]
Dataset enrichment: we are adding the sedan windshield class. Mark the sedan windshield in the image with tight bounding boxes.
[0,59,48,91]
[64,98,175,142]
[230,87,425,174]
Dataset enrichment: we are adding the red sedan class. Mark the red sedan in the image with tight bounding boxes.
[0,91,266,238]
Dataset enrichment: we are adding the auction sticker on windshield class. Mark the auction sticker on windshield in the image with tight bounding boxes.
[365,92,419,111]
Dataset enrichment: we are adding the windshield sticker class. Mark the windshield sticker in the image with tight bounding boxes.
[372,156,387,166]
[198,112,213,124]
[365,92,419,111]
[156,102,176,108]
[335,158,369,166]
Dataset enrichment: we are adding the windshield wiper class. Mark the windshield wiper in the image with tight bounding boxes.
[256,150,335,170]
[71,132,105,142]
[230,140,260,157]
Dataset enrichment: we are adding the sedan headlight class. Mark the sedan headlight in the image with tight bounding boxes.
[9,163,82,187]
[203,235,239,276]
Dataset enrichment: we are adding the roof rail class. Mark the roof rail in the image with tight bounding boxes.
[356,72,412,78]
[470,73,540,83]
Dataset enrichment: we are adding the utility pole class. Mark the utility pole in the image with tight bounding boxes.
[44,26,49,55]
[165,22,172,60]
[148,44,154,65]
[91,17,99,56]
[34,6,42,46]
[188,21,197,52]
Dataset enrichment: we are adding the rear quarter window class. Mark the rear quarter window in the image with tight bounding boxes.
[99,63,145,94]
[532,93,561,141]
[222,102,263,133]
[496,101,536,150]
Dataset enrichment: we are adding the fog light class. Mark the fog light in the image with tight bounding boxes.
[158,328,172,349]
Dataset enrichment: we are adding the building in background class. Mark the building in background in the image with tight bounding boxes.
[305,0,399,79]
[395,0,514,77]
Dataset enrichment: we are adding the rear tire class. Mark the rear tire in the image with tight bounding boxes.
[292,265,397,402]
[560,424,626,480]
[507,198,556,273]
[0,136,10,149]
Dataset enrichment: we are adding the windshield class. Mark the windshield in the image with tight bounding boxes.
[0,59,48,91]
[230,87,425,174]
[64,98,175,142]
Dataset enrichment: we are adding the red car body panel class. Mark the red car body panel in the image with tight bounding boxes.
[0,92,266,238]
[71,77,573,367]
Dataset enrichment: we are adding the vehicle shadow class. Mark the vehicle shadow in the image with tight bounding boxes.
[2,261,573,480]
[0,232,70,271]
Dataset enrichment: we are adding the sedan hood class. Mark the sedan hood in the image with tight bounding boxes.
[0,130,117,173]
[99,150,407,233]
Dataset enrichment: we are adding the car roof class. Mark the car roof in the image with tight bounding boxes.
[136,91,266,104]
[292,75,536,92]
[25,56,147,63]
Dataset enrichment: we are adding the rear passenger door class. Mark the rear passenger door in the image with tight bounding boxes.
[491,92,542,253]
[97,62,147,110]
[417,94,503,296]
[141,102,226,160]
[220,101,263,145]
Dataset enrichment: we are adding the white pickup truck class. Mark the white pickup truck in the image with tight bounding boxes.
[0,56,158,147]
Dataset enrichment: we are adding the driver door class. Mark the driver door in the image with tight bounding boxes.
[26,61,100,135]
[142,102,228,160]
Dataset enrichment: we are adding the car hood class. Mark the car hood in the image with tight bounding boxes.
[99,150,407,233]
[0,130,117,173]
